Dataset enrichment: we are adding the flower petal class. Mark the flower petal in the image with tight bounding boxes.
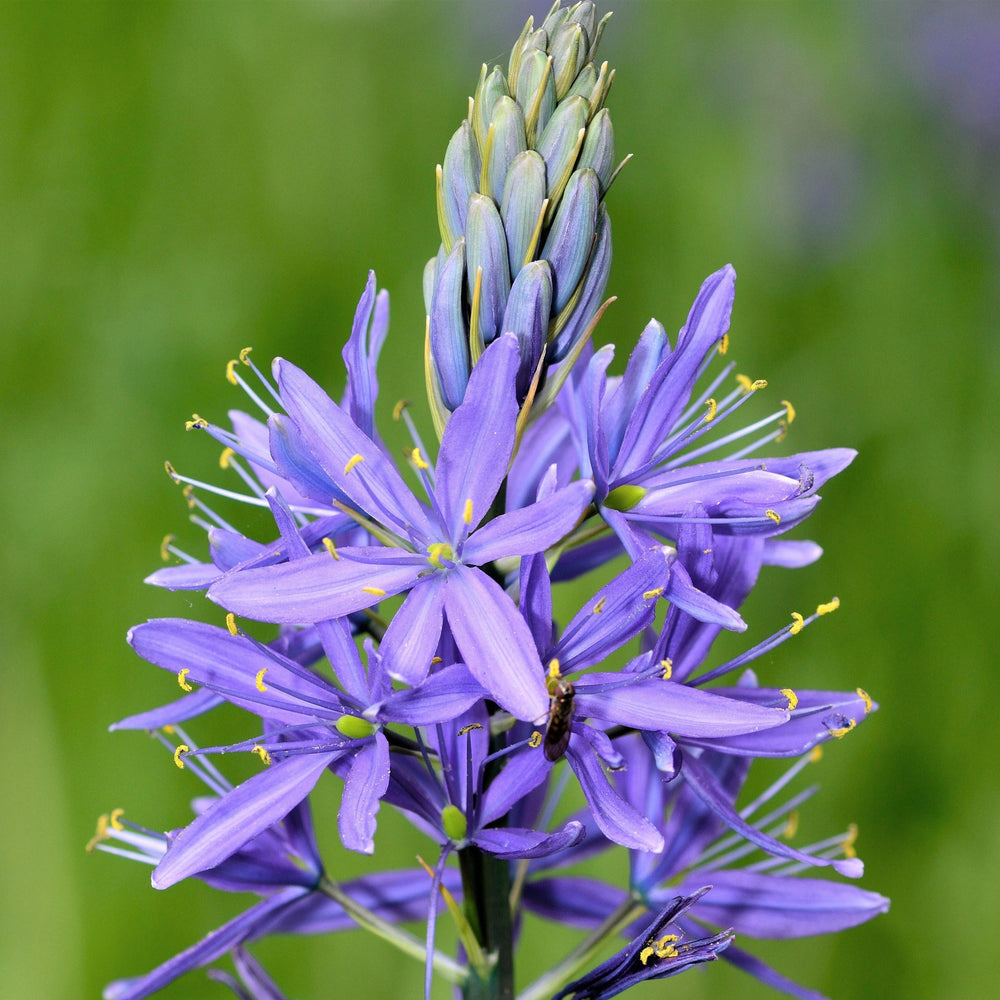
[378,574,446,685]
[338,733,390,854]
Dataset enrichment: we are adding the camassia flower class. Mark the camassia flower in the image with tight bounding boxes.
[101,4,885,999]
[208,333,594,722]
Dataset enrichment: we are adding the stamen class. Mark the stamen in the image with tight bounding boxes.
[810,746,823,763]
[463,498,474,525]
[765,509,781,525]
[173,744,189,769]
[547,659,562,681]
[322,536,340,560]
[789,612,805,635]
[185,414,208,431]
[781,688,798,710]
[829,718,856,740]
[718,332,729,354]
[858,688,873,714]
[642,586,663,600]
[86,814,109,852]
[392,399,410,422]
[177,669,193,692]
[239,347,252,363]
[661,659,672,679]
[252,745,272,765]
[182,484,195,509]
[362,586,387,597]
[226,613,238,636]
[782,399,796,424]
[411,447,430,470]
[528,731,542,748]
[784,810,799,839]
[109,808,125,831]
[843,822,859,858]
[344,453,365,474]
[703,398,717,422]
[458,723,483,736]
[219,447,235,469]
[431,656,443,665]
[427,542,453,568]
[817,596,840,615]
[255,668,268,692]
[164,460,179,482]
[639,947,655,966]
[226,359,240,385]
[592,596,606,614]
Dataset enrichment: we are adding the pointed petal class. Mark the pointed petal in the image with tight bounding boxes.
[435,334,519,535]
[472,821,584,859]
[378,575,446,684]
[478,742,552,826]
[379,664,486,726]
[444,566,548,721]
[338,733,390,854]
[109,689,225,731]
[152,752,339,888]
[208,548,424,624]
[566,738,664,852]
[575,677,787,738]
[679,869,889,938]
[462,480,595,565]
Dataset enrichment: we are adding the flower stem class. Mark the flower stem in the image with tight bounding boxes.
[458,844,513,1000]
[516,896,647,1000]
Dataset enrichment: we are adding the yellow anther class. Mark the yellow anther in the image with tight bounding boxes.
[547,659,562,681]
[254,668,268,692]
[430,656,443,665]
[177,669,193,692]
[817,596,840,616]
[226,359,240,385]
[704,398,717,422]
[162,725,175,735]
[185,414,208,431]
[362,586,387,598]
[160,535,175,561]
[661,659,673,680]
[463,498,474,525]
[109,808,125,831]
[810,745,823,763]
[411,447,429,470]
[642,587,664,600]
[392,399,410,422]
[782,399,796,424]
[765,509,781,525]
[226,613,238,636]
[239,347,253,363]
[843,822,859,859]
[639,946,656,966]
[718,332,729,355]
[322,536,340,560]
[784,810,799,839]
[344,453,365,474]
[857,688,873,714]
[252,745,272,765]
[427,542,452,568]
[830,718,856,740]
[458,723,483,736]
[85,814,109,852]
[173,744,190,769]
[220,447,235,469]
[164,460,179,481]
[781,688,799,711]
[789,612,805,635]
[776,420,788,443]
[736,373,753,392]
[751,379,768,391]
[182,484,195,508]
[654,934,679,958]
[592,596,607,614]
[528,731,543,748]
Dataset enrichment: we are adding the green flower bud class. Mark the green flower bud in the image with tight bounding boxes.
[537,94,589,212]
[550,22,588,100]
[439,121,481,249]
[336,715,376,739]
[472,65,509,157]
[577,107,615,192]
[441,804,468,842]
[466,194,511,346]
[603,484,648,512]
[516,47,557,147]
[541,168,599,312]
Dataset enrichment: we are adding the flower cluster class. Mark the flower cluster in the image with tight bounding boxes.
[93,4,887,999]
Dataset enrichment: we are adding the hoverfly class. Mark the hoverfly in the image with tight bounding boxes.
[543,676,575,762]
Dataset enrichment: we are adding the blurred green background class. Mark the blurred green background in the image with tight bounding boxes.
[2,1,997,997]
